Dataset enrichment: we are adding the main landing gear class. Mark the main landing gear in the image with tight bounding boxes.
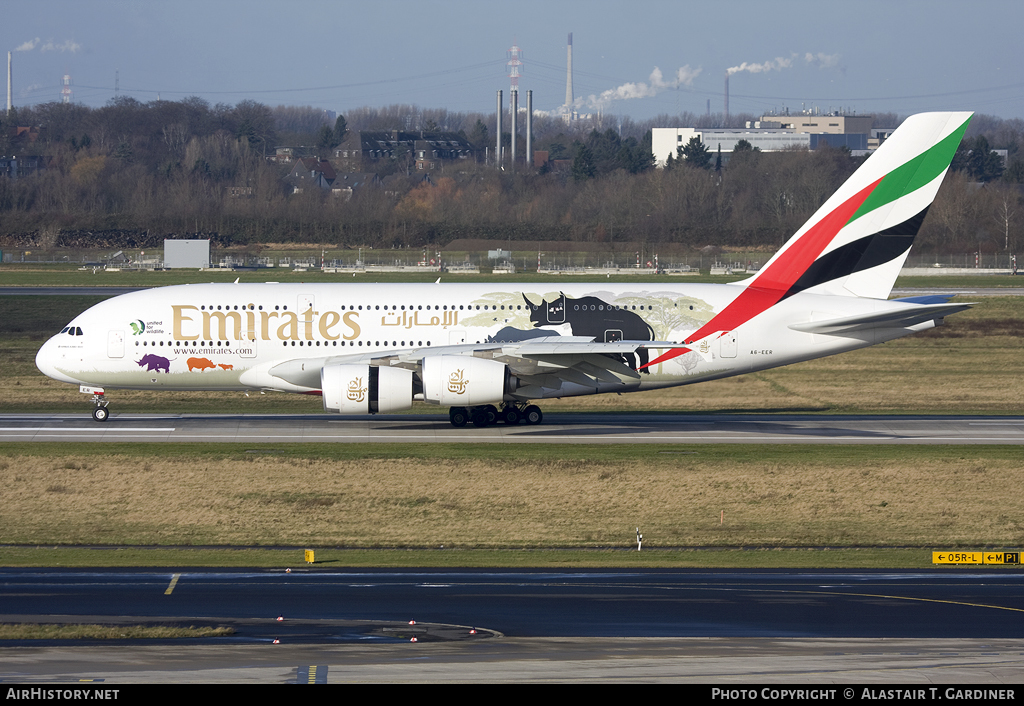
[449,403,542,428]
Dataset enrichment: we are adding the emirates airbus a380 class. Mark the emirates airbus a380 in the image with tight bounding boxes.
[36,112,973,427]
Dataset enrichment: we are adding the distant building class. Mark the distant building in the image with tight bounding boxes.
[334,130,475,173]
[759,113,873,135]
[652,113,873,167]
[286,158,337,193]
[164,239,210,269]
[0,154,51,179]
[227,185,254,198]
[330,172,380,200]
[6,125,40,145]
[270,147,296,164]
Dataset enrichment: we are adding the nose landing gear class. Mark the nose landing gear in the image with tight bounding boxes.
[448,403,542,428]
[82,386,109,422]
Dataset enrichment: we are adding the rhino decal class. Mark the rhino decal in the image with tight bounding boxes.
[527,292,656,372]
[187,357,217,372]
[136,354,172,373]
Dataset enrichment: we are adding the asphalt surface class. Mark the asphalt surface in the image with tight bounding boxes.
[4,569,1024,683]
[3,412,1023,444]
[5,568,1024,639]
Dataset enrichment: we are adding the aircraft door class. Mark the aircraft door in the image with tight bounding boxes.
[720,332,738,358]
[107,330,124,358]
[547,293,566,324]
[240,326,257,358]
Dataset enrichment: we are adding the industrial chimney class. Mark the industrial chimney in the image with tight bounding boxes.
[526,89,533,168]
[564,33,573,123]
[496,90,503,167]
[7,52,12,112]
[724,73,729,123]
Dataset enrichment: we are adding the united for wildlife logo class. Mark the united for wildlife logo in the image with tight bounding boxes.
[130,320,146,335]
[447,369,468,395]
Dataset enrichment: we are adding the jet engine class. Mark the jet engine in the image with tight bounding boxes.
[421,355,514,407]
[321,364,413,414]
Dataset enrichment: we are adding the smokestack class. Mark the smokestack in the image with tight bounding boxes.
[7,52,11,112]
[724,73,729,123]
[564,33,573,121]
[511,89,518,168]
[496,90,503,167]
[526,90,533,168]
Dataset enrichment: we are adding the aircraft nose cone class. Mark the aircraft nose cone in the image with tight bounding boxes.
[35,337,79,384]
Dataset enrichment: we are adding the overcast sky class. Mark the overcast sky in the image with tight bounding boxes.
[4,0,1023,121]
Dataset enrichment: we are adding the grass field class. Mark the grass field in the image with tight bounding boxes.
[0,623,234,640]
[0,444,1021,562]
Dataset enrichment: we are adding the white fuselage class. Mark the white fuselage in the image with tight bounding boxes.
[35,281,931,402]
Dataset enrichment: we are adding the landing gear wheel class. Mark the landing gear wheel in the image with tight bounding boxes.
[449,407,468,427]
[501,406,522,425]
[92,406,109,422]
[471,409,490,427]
[482,404,498,425]
[524,405,543,425]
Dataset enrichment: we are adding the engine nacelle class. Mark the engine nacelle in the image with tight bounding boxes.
[421,355,512,407]
[321,364,413,414]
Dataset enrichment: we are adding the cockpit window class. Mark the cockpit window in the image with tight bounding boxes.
[66,327,84,336]
[76,327,83,335]
[60,327,69,334]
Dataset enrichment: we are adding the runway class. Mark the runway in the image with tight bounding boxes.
[3,569,1024,683]
[2,412,1023,444]
[7,568,1024,638]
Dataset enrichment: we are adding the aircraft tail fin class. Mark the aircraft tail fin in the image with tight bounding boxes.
[641,112,972,372]
[740,111,972,300]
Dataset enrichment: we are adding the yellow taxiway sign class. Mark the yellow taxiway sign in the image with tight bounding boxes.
[932,551,1020,565]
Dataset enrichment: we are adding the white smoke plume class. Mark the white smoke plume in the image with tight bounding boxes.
[728,52,841,75]
[41,40,82,53]
[804,52,840,69]
[13,38,81,53]
[586,65,702,108]
[727,56,794,75]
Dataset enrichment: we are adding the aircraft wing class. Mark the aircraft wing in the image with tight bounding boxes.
[492,337,677,399]
[262,336,676,397]
[788,301,973,336]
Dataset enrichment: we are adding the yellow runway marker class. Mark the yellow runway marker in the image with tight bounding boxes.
[165,573,180,595]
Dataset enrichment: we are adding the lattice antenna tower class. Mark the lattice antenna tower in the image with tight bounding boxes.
[506,41,523,96]
[61,73,72,104]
